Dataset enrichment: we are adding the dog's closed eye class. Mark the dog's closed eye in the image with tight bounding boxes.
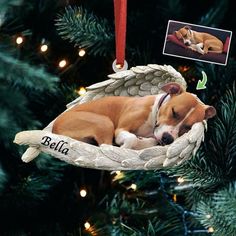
[172,108,179,119]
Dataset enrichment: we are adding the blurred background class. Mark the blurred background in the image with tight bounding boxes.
[0,0,235,235]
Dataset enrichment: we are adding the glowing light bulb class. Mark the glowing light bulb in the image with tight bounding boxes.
[84,221,91,230]
[80,189,87,198]
[130,183,137,191]
[40,44,48,52]
[173,194,177,202]
[58,59,67,68]
[112,171,124,182]
[16,36,24,45]
[177,177,185,183]
[78,87,86,96]
[208,227,214,233]
[206,214,211,219]
[78,49,86,57]
[116,64,122,69]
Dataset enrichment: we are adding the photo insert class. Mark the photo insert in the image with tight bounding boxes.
[163,20,232,66]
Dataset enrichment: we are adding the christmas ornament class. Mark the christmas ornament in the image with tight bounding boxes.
[14,64,207,170]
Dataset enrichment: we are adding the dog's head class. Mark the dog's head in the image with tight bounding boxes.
[175,26,193,46]
[154,82,216,145]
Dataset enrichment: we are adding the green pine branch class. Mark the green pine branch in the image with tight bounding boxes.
[0,164,8,193]
[0,51,59,92]
[198,0,229,27]
[195,59,236,105]
[167,82,236,190]
[196,182,236,236]
[0,0,23,15]
[0,50,60,146]
[95,191,185,236]
[55,6,114,56]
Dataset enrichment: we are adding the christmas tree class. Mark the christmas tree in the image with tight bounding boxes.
[0,0,236,235]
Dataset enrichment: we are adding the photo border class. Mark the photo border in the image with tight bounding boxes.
[163,20,233,66]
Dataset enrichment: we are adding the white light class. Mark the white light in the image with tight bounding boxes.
[116,64,122,69]
[59,59,67,68]
[84,221,91,230]
[80,189,87,198]
[40,44,48,52]
[208,227,214,233]
[78,49,86,57]
[130,183,137,191]
[177,177,185,183]
[16,36,24,45]
[112,171,124,182]
[206,214,211,219]
[78,87,86,96]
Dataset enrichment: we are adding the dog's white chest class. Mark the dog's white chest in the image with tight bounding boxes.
[135,95,163,138]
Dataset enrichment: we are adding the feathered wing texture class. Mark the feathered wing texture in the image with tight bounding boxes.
[14,64,206,170]
[67,64,187,108]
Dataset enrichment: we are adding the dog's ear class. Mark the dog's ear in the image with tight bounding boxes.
[175,31,182,39]
[184,25,191,30]
[161,82,184,95]
[204,106,216,119]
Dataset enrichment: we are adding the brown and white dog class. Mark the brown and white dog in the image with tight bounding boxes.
[175,26,223,55]
[52,83,216,150]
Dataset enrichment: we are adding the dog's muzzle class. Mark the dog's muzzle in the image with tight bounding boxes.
[161,132,174,145]
[158,132,174,146]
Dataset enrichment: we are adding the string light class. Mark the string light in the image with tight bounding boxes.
[115,64,122,69]
[84,221,91,230]
[206,214,211,219]
[78,49,86,57]
[80,188,87,198]
[178,65,190,72]
[177,177,185,183]
[77,87,86,96]
[58,59,67,68]
[16,36,24,45]
[40,44,48,52]
[173,194,177,202]
[208,227,214,233]
[129,183,137,191]
[112,171,124,182]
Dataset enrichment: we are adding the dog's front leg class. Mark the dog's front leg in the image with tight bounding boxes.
[188,45,198,52]
[195,43,204,54]
[115,129,139,149]
[115,129,157,150]
[135,137,157,149]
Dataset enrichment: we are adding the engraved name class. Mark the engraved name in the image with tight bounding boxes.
[41,136,69,155]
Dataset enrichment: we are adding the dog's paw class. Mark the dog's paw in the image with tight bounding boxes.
[188,46,197,52]
[120,137,138,149]
[130,137,158,150]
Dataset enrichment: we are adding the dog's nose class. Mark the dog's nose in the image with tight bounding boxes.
[184,42,190,46]
[161,132,174,145]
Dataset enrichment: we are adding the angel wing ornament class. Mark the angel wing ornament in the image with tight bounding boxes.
[14,64,207,170]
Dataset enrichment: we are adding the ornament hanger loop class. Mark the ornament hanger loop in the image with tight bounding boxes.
[113,0,128,72]
[112,59,128,72]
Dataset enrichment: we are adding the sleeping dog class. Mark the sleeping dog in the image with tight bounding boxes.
[175,25,223,55]
[52,83,216,150]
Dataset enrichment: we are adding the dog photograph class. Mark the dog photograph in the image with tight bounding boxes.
[163,20,232,65]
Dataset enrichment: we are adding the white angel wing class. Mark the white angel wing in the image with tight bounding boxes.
[14,64,206,170]
[66,64,187,108]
